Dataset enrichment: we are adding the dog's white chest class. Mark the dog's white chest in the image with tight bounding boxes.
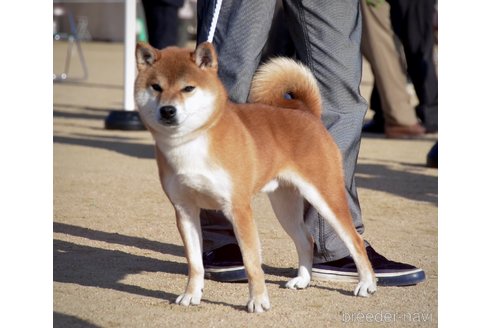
[159,136,232,209]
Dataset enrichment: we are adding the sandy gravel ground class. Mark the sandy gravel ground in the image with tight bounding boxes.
[54,42,437,327]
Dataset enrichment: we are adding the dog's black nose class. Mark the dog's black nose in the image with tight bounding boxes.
[159,106,177,119]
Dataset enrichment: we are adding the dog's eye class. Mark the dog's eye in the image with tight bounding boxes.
[151,84,162,92]
[182,86,195,93]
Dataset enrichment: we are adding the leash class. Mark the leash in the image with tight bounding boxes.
[207,0,223,43]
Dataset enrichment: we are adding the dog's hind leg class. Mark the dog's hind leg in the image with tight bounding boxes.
[268,186,313,289]
[228,204,271,313]
[174,203,205,306]
[283,171,377,297]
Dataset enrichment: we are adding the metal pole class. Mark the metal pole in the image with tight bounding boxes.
[104,0,145,130]
[124,0,136,111]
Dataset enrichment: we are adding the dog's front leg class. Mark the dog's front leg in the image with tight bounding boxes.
[229,205,271,313]
[174,204,204,306]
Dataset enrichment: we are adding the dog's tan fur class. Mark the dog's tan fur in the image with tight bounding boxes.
[134,42,376,313]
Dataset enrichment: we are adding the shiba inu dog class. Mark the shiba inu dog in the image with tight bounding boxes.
[134,41,376,313]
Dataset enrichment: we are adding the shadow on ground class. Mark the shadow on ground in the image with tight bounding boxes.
[54,135,155,159]
[54,237,183,301]
[54,312,101,328]
[54,223,183,256]
[53,104,111,120]
[356,163,437,205]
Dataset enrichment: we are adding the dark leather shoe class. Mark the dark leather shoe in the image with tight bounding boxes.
[362,119,385,134]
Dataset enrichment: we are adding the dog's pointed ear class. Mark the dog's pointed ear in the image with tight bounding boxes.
[192,42,218,70]
[136,42,159,71]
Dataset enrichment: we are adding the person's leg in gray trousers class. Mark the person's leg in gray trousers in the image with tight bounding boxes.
[282,0,368,263]
[197,0,364,262]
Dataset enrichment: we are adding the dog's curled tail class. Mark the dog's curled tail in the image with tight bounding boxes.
[249,58,322,118]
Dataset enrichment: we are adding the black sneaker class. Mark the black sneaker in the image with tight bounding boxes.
[312,245,425,286]
[203,244,247,282]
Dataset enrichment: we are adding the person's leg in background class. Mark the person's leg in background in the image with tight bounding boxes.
[360,0,425,138]
[387,0,438,167]
[387,0,438,133]
[142,0,184,49]
[361,87,386,133]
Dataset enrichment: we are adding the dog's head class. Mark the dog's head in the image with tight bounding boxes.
[134,42,226,139]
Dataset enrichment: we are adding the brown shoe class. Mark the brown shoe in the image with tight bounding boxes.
[385,123,426,139]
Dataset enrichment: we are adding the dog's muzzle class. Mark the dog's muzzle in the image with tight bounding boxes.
[159,106,178,125]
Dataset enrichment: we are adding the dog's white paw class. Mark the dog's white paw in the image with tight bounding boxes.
[354,280,377,297]
[247,293,271,313]
[175,291,202,306]
[285,276,310,290]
